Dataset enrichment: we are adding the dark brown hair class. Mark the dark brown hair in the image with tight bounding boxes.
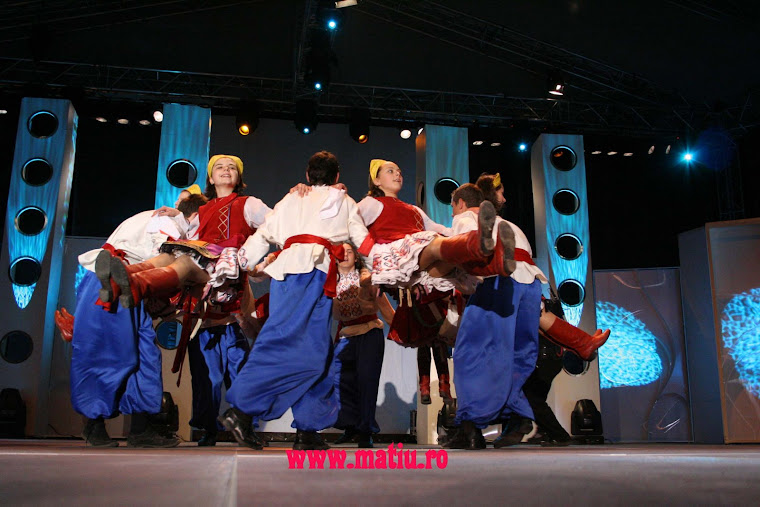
[475,173,503,210]
[451,183,484,208]
[204,178,247,199]
[177,194,208,217]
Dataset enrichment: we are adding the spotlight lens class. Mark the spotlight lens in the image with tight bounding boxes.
[358,134,368,143]
[683,153,693,161]
[117,118,129,125]
[0,109,8,115]
[490,142,501,147]
[472,140,483,146]
[314,82,322,90]
[303,127,310,134]
[417,127,424,135]
[139,119,151,126]
[400,129,412,139]
[519,143,527,151]
[95,116,108,123]
[153,110,163,122]
[239,124,250,135]
[327,19,337,29]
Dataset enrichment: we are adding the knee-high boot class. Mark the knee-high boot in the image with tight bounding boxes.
[110,257,181,309]
[544,318,610,361]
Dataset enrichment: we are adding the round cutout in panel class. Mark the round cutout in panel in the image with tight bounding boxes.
[562,351,589,376]
[0,331,34,364]
[27,111,59,138]
[555,233,583,260]
[416,181,425,208]
[9,257,42,286]
[552,189,580,215]
[156,321,180,350]
[15,207,47,236]
[166,160,197,189]
[557,279,585,306]
[22,158,54,186]
[433,177,460,205]
[550,146,577,171]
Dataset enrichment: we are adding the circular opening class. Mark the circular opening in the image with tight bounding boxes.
[552,189,580,215]
[557,279,585,306]
[562,351,589,376]
[27,111,59,138]
[550,146,577,171]
[156,321,180,350]
[22,158,54,186]
[9,257,42,286]
[1,331,34,364]
[416,181,425,208]
[433,177,460,205]
[166,160,197,189]
[15,207,47,236]
[554,233,583,260]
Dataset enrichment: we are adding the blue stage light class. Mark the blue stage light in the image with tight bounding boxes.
[721,287,760,398]
[314,82,322,91]
[595,301,664,388]
[303,127,310,134]
[683,152,693,162]
[327,19,338,30]
[519,143,527,152]
[75,265,88,296]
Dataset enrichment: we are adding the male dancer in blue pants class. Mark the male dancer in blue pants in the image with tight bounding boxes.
[220,151,369,450]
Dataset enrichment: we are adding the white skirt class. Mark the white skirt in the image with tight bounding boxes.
[370,231,480,293]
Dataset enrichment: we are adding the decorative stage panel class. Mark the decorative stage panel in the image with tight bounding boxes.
[530,133,601,437]
[0,97,77,436]
[680,218,760,443]
[593,268,692,442]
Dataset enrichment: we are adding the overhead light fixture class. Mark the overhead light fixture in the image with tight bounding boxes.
[349,108,370,144]
[0,109,7,115]
[607,151,617,155]
[547,70,565,96]
[472,140,484,146]
[490,142,501,147]
[236,102,260,136]
[117,118,129,125]
[295,99,318,134]
[683,152,693,162]
[138,119,151,126]
[305,31,331,91]
[153,110,163,122]
[591,150,602,155]
[335,0,357,7]
[95,116,108,123]
[518,143,528,152]
[418,127,424,135]
[623,152,633,157]
[400,129,412,139]
[648,145,655,155]
[665,144,671,154]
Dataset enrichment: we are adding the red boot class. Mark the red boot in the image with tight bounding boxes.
[95,249,154,303]
[544,318,610,361]
[419,375,432,405]
[439,201,497,264]
[439,374,453,404]
[110,257,181,309]
[462,221,516,278]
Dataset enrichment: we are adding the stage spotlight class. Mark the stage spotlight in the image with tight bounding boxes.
[518,143,528,152]
[490,142,501,147]
[349,108,370,144]
[547,70,565,96]
[591,150,602,155]
[295,99,318,134]
[153,110,163,122]
[95,116,108,123]
[418,127,424,135]
[305,32,332,91]
[623,152,633,157]
[400,129,412,139]
[472,140,484,146]
[236,104,260,136]
[117,118,129,125]
[665,144,671,154]
[335,0,357,7]
[607,151,617,155]
[683,152,693,162]
[139,119,151,126]
[648,145,655,155]
[0,109,7,115]
[314,82,322,90]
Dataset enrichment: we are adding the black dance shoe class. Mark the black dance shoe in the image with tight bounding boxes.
[493,417,533,448]
[334,427,356,445]
[127,425,180,448]
[357,432,374,449]
[198,431,217,447]
[83,418,119,448]
[218,408,264,450]
[293,430,330,451]
[442,421,486,450]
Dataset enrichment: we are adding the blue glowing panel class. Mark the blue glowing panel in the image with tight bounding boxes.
[74,264,88,297]
[6,98,78,308]
[596,301,664,388]
[418,125,469,228]
[721,287,760,399]
[154,103,211,210]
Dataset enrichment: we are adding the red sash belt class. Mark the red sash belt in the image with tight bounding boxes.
[276,234,345,297]
[514,248,535,266]
[101,243,128,263]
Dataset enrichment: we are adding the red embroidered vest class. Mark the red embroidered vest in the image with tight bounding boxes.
[367,196,425,243]
[197,193,255,248]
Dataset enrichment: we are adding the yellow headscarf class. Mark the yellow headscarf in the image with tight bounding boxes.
[183,184,202,195]
[369,159,388,180]
[207,154,244,178]
[493,173,501,189]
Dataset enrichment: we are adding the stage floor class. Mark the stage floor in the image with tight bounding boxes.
[1,439,759,506]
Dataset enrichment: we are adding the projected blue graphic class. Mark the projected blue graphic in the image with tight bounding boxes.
[6,98,77,308]
[596,301,663,388]
[74,265,88,297]
[720,288,760,398]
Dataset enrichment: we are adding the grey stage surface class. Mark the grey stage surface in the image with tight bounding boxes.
[1,440,759,506]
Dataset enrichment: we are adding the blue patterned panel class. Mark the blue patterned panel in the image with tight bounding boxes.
[721,288,760,399]
[421,125,469,228]
[154,103,211,210]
